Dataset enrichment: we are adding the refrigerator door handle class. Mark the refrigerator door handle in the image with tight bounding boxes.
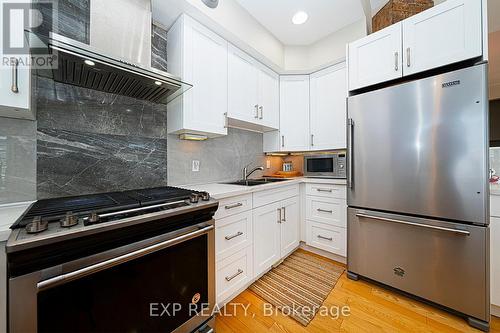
[347,118,354,188]
[355,213,470,235]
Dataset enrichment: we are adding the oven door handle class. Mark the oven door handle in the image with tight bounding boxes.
[37,224,214,291]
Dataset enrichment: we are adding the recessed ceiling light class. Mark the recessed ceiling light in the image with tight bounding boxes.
[154,81,162,86]
[292,11,308,25]
[84,59,95,66]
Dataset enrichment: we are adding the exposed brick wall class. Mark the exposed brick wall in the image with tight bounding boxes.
[373,0,434,32]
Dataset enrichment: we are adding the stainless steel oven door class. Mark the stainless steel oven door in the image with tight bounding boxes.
[9,221,215,333]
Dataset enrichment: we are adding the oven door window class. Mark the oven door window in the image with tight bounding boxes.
[38,235,208,333]
[307,158,334,173]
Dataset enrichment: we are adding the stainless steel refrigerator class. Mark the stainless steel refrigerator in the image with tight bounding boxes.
[346,64,490,331]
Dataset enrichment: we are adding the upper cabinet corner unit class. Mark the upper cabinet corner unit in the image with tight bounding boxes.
[167,14,228,138]
[227,44,280,132]
[348,0,484,91]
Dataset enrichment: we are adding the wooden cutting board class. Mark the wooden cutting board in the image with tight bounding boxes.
[264,171,303,178]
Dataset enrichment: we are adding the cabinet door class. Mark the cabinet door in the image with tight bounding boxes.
[228,45,259,123]
[280,196,300,257]
[348,23,402,91]
[0,0,31,118]
[492,217,500,308]
[184,17,228,135]
[279,75,310,152]
[403,0,482,76]
[258,66,279,130]
[253,201,281,277]
[310,63,347,151]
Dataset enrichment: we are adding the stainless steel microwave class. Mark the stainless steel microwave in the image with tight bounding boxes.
[304,153,346,178]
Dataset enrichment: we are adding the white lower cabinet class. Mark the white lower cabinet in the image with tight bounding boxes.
[280,196,300,258]
[253,201,282,277]
[216,246,253,305]
[215,210,252,260]
[305,183,347,257]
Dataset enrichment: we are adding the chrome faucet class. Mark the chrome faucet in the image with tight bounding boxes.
[243,165,264,180]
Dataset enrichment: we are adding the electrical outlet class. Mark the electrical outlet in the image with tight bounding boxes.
[266,160,271,169]
[192,160,200,172]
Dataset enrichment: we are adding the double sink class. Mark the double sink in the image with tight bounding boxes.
[224,178,289,186]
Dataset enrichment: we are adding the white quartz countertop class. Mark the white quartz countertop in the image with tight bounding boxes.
[185,177,347,200]
[0,201,33,242]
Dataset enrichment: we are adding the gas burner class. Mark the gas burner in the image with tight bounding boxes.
[25,217,48,234]
[60,212,78,228]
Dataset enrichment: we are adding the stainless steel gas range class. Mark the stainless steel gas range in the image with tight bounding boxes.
[7,186,218,333]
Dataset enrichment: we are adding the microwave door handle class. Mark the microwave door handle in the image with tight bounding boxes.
[36,224,214,291]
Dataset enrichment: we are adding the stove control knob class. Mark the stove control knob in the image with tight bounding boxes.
[200,192,210,201]
[60,211,78,228]
[190,193,199,203]
[88,212,100,224]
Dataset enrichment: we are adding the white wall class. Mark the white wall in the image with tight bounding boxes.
[490,30,500,100]
[152,0,285,70]
[284,19,367,72]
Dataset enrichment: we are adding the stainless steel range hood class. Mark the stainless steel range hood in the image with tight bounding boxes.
[46,33,191,104]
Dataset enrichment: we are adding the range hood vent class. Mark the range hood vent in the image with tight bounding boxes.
[45,33,191,104]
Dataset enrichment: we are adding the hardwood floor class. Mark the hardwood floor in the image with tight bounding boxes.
[215,250,500,333]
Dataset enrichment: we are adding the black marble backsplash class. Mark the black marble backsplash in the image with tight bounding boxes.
[36,0,170,199]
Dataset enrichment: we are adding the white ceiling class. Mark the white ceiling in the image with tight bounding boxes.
[370,0,388,15]
[234,0,365,46]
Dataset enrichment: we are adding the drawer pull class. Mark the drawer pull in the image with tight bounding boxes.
[225,231,243,240]
[317,208,333,214]
[356,213,471,235]
[225,202,243,210]
[316,188,333,193]
[225,269,243,282]
[11,58,19,93]
[282,207,286,222]
[277,208,282,224]
[317,235,333,241]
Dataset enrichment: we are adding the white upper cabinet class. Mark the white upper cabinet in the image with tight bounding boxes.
[228,45,259,124]
[227,45,279,132]
[310,63,347,151]
[0,0,33,120]
[348,0,485,91]
[348,23,402,91]
[403,0,482,76]
[167,15,228,138]
[279,75,310,152]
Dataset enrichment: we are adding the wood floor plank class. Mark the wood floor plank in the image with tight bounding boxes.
[216,250,500,333]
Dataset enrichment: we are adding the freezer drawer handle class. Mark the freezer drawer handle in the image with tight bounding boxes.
[317,235,333,241]
[225,202,243,210]
[225,269,244,282]
[317,208,333,214]
[225,231,243,240]
[356,213,470,235]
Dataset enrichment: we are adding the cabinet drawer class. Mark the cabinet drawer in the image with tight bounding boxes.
[216,211,252,261]
[306,222,346,256]
[253,184,299,208]
[306,183,346,199]
[491,195,500,218]
[214,193,252,219]
[306,197,346,228]
[216,246,253,305]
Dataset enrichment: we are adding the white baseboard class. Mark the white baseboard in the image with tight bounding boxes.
[492,304,500,318]
[299,242,346,265]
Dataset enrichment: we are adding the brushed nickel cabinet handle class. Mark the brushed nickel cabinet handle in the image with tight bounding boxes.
[311,134,314,146]
[254,105,259,118]
[281,135,285,148]
[316,188,333,193]
[277,208,282,224]
[225,231,243,240]
[317,208,333,214]
[225,269,243,282]
[225,202,243,210]
[259,106,263,119]
[11,58,19,93]
[281,207,286,222]
[317,235,333,241]
[406,48,411,67]
[394,52,399,71]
